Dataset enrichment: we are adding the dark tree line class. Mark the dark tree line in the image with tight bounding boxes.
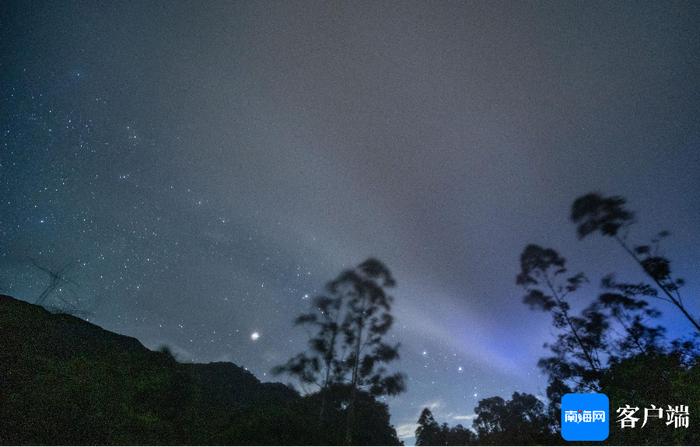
[415,392,557,445]
[415,193,699,445]
[416,407,477,446]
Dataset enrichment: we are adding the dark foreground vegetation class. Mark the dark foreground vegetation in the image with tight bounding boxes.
[0,295,400,445]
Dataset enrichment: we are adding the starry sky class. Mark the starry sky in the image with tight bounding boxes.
[2,1,700,443]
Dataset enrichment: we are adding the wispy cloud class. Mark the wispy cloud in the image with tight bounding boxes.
[453,413,477,421]
[420,399,443,410]
[396,423,418,440]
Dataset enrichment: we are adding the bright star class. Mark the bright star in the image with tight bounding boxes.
[250,331,260,341]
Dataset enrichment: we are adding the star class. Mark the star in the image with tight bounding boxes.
[250,331,260,341]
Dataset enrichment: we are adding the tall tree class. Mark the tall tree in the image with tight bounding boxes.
[415,408,443,446]
[339,258,406,443]
[274,258,406,443]
[571,193,699,332]
[516,244,603,389]
[272,291,344,423]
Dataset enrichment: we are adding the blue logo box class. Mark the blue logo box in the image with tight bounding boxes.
[561,393,609,441]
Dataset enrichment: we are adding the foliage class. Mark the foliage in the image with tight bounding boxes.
[508,192,700,445]
[415,393,556,446]
[571,192,699,332]
[274,258,406,443]
[0,294,401,445]
[473,393,557,445]
[415,408,444,446]
[602,350,700,445]
[415,407,477,445]
[517,244,603,389]
[276,258,405,396]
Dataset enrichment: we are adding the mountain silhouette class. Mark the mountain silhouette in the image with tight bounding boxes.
[0,294,399,445]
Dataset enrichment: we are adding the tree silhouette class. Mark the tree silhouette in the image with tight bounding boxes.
[415,408,477,446]
[274,258,406,443]
[473,393,556,445]
[415,408,443,446]
[272,290,345,423]
[516,244,602,389]
[597,274,666,358]
[416,393,555,445]
[571,193,699,332]
[340,258,406,443]
[511,192,699,443]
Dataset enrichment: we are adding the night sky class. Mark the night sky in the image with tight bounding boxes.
[2,1,700,443]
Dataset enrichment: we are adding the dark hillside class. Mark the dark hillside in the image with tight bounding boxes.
[0,295,399,445]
